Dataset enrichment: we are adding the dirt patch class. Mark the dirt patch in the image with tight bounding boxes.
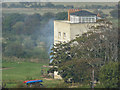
[43,78,53,80]
[0,67,15,70]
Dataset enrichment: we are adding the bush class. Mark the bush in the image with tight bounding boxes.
[99,62,119,88]
[110,9,118,18]
[55,12,68,20]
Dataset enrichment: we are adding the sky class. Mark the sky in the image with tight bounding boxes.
[1,0,119,2]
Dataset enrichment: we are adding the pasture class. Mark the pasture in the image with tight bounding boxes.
[2,61,64,88]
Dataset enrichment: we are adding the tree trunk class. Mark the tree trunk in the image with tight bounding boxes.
[92,69,94,89]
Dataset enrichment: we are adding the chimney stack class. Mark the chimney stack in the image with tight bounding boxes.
[68,9,82,21]
[68,9,70,21]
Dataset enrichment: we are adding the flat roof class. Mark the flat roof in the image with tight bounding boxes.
[70,10,97,16]
[54,20,71,23]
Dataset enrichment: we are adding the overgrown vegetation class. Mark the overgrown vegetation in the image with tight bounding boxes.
[49,19,119,88]
[99,62,119,88]
[2,13,49,60]
[2,9,72,61]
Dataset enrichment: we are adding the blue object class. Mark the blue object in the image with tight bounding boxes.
[26,80,43,84]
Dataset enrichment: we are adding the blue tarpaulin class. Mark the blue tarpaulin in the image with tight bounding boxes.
[26,80,43,84]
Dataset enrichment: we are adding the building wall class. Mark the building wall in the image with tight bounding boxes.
[54,20,97,44]
[70,23,91,40]
[54,20,71,44]
[54,71,62,80]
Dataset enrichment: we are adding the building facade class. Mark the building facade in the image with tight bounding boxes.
[54,10,101,44]
[70,10,97,23]
[70,15,97,23]
[54,20,95,44]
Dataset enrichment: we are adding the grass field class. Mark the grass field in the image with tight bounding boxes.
[2,61,64,88]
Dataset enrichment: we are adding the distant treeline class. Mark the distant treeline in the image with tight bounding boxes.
[2,13,51,59]
[2,2,73,9]
[2,2,118,9]
[2,11,69,60]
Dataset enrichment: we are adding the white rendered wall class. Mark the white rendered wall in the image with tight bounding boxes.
[70,15,97,23]
[54,20,71,44]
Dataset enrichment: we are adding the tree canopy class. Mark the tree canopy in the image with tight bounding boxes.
[49,19,118,87]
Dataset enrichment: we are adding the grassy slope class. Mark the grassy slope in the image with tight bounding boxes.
[2,61,63,88]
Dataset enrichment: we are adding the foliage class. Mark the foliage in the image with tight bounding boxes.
[59,59,91,83]
[110,9,118,18]
[2,13,54,60]
[12,21,24,34]
[49,20,118,86]
[45,2,55,8]
[48,67,58,73]
[98,62,119,88]
[93,9,108,18]
[55,12,68,20]
[2,11,69,60]
[4,42,25,58]
[2,13,25,32]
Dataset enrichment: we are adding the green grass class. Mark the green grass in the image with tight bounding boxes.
[42,79,64,88]
[3,62,44,80]
[2,61,64,88]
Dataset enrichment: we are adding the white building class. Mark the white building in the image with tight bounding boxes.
[54,9,102,44]
[70,10,97,23]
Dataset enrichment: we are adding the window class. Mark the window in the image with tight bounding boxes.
[70,16,74,23]
[88,18,91,22]
[82,18,85,23]
[86,18,88,22]
[92,18,95,22]
[84,17,86,22]
[92,18,94,22]
[79,17,81,23]
[58,32,61,38]
[70,16,73,22]
[63,32,66,39]
[90,18,93,22]
[75,17,79,23]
